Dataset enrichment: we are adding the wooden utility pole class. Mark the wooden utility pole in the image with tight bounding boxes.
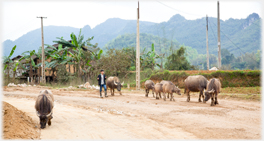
[37,16,47,84]
[136,1,140,90]
[217,1,221,69]
[206,15,209,70]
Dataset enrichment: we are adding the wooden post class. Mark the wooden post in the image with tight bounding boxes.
[206,15,209,70]
[136,1,140,90]
[217,1,221,69]
[37,16,47,83]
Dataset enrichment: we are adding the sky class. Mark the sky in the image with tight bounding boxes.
[1,0,262,41]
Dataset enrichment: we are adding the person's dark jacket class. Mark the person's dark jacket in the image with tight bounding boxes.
[97,74,106,85]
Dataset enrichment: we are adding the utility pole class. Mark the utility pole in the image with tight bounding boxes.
[206,15,209,70]
[136,1,140,90]
[37,16,47,84]
[217,1,221,69]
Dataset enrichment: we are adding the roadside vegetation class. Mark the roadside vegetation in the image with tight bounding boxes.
[2,28,261,91]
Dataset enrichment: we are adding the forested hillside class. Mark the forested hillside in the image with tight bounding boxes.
[2,13,261,58]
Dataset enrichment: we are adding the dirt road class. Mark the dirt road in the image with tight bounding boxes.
[2,86,261,139]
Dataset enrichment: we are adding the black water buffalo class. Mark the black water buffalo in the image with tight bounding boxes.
[204,78,221,106]
[106,76,124,96]
[35,90,54,129]
[184,75,208,102]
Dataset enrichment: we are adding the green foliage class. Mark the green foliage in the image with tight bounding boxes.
[140,43,160,70]
[98,48,132,76]
[56,64,75,83]
[105,33,181,57]
[164,46,195,70]
[3,45,17,71]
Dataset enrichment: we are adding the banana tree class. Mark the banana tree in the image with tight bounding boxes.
[140,43,160,70]
[21,50,39,83]
[81,48,103,82]
[45,44,73,81]
[53,29,100,78]
[3,45,24,81]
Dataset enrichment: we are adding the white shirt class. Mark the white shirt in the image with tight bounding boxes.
[101,74,104,85]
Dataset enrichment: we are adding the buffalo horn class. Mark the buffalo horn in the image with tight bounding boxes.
[36,111,40,117]
[114,81,118,85]
[46,109,53,117]
[209,89,215,94]
[121,81,124,86]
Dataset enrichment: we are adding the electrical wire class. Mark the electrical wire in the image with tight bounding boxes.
[156,1,204,17]
[208,20,217,42]
[209,19,259,63]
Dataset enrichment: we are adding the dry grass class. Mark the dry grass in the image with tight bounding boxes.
[221,87,261,94]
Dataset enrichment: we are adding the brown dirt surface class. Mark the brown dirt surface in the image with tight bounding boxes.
[2,86,261,139]
[2,101,40,139]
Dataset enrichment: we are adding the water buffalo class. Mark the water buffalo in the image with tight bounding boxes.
[106,76,124,96]
[154,83,163,99]
[162,82,181,101]
[184,75,208,102]
[35,90,54,129]
[160,80,173,98]
[145,80,155,97]
[204,78,221,106]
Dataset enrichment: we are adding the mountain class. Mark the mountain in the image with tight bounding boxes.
[3,26,80,58]
[105,33,199,62]
[2,13,261,58]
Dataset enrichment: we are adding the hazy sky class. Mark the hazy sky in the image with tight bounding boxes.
[1,0,262,41]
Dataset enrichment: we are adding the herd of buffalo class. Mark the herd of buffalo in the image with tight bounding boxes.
[34,75,221,129]
[145,75,221,105]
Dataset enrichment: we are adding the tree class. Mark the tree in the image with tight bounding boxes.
[140,43,160,70]
[165,46,194,70]
[221,49,235,65]
[3,45,24,82]
[45,44,73,81]
[21,50,37,83]
[99,48,131,76]
[53,29,99,77]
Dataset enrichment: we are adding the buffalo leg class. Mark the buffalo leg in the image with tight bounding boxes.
[198,91,203,102]
[152,90,155,98]
[120,91,122,95]
[156,92,159,99]
[215,92,219,104]
[112,89,115,96]
[48,119,51,126]
[201,90,205,103]
[159,92,162,98]
[163,92,166,101]
[211,93,215,106]
[145,89,148,97]
[170,93,175,101]
[186,91,190,102]
[167,93,169,98]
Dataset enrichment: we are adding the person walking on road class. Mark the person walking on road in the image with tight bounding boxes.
[97,69,108,98]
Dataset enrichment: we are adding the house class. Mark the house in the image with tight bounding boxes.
[25,41,87,82]
[4,55,27,78]
[5,40,89,83]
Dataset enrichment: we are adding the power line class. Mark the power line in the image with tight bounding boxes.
[209,19,259,63]
[156,1,204,17]
[208,20,217,41]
